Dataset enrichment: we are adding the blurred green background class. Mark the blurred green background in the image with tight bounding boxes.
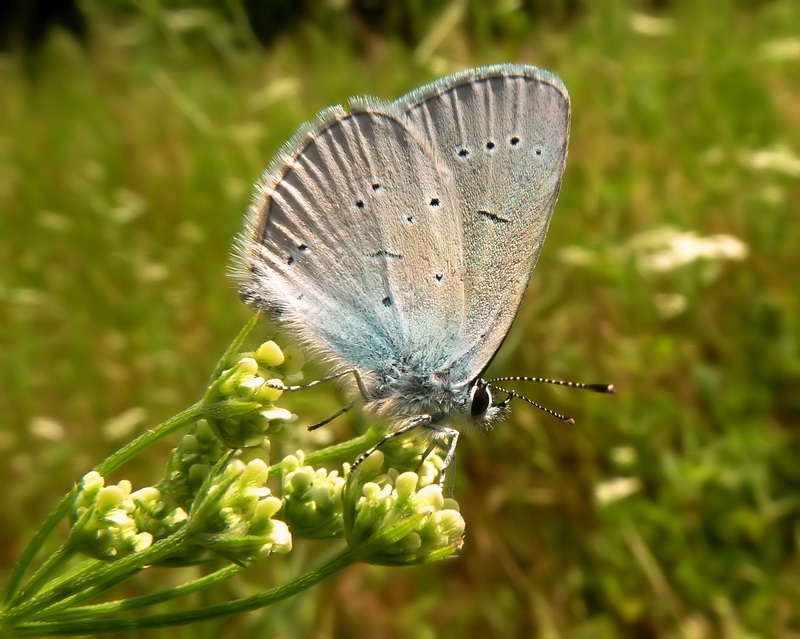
[1,0,799,637]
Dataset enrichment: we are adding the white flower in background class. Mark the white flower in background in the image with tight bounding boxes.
[29,417,65,442]
[741,145,800,177]
[164,9,214,33]
[38,211,70,232]
[629,13,674,37]
[630,226,749,273]
[652,292,688,319]
[250,77,301,110]
[701,146,725,166]
[594,477,642,505]
[758,184,786,207]
[759,37,800,62]
[109,187,146,225]
[558,245,596,267]
[610,446,638,469]
[102,407,148,440]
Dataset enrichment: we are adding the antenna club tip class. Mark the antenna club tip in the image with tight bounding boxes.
[585,383,616,394]
[566,417,576,425]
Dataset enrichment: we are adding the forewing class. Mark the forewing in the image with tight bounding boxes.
[235,105,465,373]
[396,64,570,380]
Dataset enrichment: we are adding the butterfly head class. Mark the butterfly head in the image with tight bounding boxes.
[468,379,511,428]
[365,366,510,430]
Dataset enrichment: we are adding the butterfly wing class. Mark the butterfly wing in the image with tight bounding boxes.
[395,64,571,381]
[235,104,467,374]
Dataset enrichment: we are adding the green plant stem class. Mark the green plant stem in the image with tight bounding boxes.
[11,547,360,636]
[38,565,244,622]
[2,316,261,608]
[5,523,191,624]
[3,401,207,608]
[10,510,427,635]
[269,427,384,478]
[2,495,74,609]
[208,312,259,382]
[27,560,146,621]
[96,402,207,476]
[5,541,76,612]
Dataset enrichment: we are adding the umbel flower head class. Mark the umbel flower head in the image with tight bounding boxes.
[203,339,299,449]
[160,337,301,511]
[281,451,346,539]
[67,328,466,571]
[185,457,292,564]
[342,451,465,565]
[70,456,292,566]
[160,419,228,510]
[69,471,187,560]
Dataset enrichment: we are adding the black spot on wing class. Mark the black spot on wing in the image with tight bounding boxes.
[477,210,509,224]
[369,250,404,259]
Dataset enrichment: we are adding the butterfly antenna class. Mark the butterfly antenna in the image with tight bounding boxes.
[492,384,576,424]
[488,376,616,394]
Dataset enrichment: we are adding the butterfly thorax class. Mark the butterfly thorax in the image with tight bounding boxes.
[363,365,507,431]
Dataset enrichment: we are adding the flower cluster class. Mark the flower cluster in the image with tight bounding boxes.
[68,334,466,569]
[280,452,346,538]
[186,457,291,563]
[69,471,187,560]
[161,419,227,510]
[343,451,465,565]
[204,339,301,449]
[379,429,442,477]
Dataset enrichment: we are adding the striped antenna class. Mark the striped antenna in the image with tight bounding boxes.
[488,376,616,394]
[492,384,576,424]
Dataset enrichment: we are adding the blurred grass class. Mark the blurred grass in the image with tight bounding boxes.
[1,0,799,637]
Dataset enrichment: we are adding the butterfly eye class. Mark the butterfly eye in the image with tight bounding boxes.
[470,382,491,417]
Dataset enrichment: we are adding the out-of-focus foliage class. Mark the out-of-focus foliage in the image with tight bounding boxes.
[1,1,798,637]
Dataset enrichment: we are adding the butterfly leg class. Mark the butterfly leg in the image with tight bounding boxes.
[415,441,439,473]
[436,426,460,489]
[308,402,354,431]
[266,368,369,401]
[266,369,368,431]
[351,415,432,473]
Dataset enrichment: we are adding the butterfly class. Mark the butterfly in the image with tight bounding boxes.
[234,64,613,483]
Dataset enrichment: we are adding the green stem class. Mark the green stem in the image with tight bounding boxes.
[2,496,73,609]
[38,565,243,622]
[28,562,145,621]
[12,548,359,636]
[2,316,262,608]
[95,401,206,477]
[269,427,384,479]
[4,535,75,612]
[3,402,206,608]
[208,312,260,382]
[5,527,190,624]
